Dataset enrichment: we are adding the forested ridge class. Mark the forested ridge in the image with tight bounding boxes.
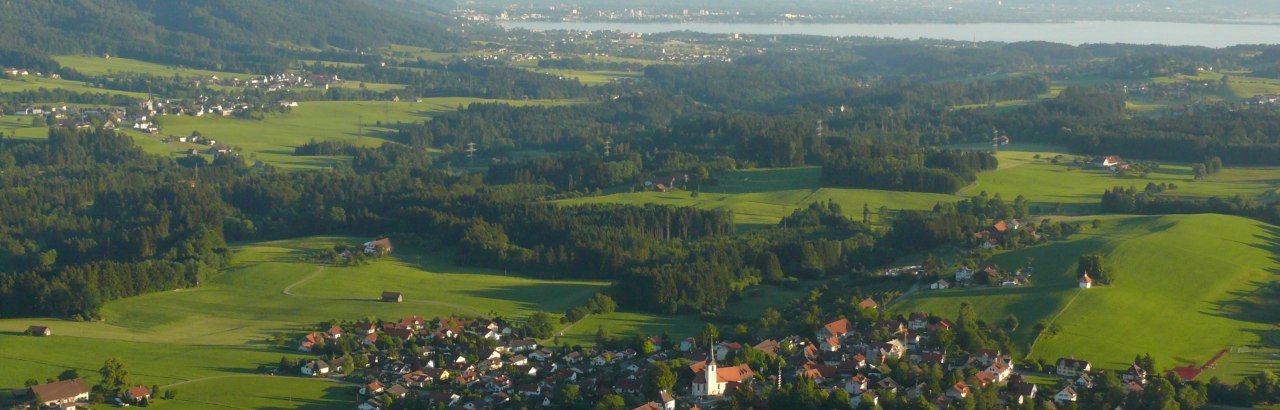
[0,0,459,73]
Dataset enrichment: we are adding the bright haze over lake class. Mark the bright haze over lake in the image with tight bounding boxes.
[503,20,1280,47]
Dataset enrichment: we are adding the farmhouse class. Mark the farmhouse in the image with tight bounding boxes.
[126,385,152,403]
[1055,358,1092,377]
[930,279,950,290]
[364,238,393,255]
[30,378,89,409]
[26,326,51,336]
[381,291,403,303]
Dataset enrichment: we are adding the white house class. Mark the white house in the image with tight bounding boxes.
[1054,386,1078,403]
[1079,273,1094,288]
[1056,358,1092,377]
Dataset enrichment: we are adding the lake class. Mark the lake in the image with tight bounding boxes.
[502,20,1280,47]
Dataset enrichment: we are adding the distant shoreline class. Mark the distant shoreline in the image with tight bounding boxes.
[500,20,1280,47]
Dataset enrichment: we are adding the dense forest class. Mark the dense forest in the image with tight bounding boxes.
[820,143,998,193]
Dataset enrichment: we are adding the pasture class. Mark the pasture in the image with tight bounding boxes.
[560,145,1280,229]
[155,98,575,169]
[0,236,611,399]
[54,55,252,78]
[559,167,959,229]
[891,214,1280,382]
[958,144,1280,212]
[0,76,148,98]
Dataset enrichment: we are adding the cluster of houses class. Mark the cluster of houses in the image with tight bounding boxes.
[973,218,1039,251]
[802,309,1159,408]
[940,264,1033,290]
[288,303,1171,410]
[224,72,340,92]
[644,173,689,193]
[294,316,685,409]
[1249,94,1279,106]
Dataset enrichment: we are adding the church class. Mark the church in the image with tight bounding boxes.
[690,345,756,398]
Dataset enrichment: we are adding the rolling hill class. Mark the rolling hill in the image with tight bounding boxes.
[891,213,1280,381]
[0,0,460,73]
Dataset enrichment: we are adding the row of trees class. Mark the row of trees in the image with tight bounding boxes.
[1101,186,1280,226]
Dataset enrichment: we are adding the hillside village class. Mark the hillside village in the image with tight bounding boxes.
[271,299,1182,410]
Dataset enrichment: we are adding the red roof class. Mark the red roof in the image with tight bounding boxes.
[127,385,151,399]
[1170,366,1202,381]
[993,221,1009,232]
[857,298,878,309]
[1080,273,1094,283]
[823,318,853,337]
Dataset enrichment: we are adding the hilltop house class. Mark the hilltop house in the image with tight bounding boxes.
[381,291,403,303]
[1079,273,1094,289]
[26,326,51,336]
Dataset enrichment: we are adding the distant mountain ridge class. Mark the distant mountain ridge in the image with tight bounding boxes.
[0,0,461,73]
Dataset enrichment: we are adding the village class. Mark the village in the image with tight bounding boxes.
[252,295,1190,410]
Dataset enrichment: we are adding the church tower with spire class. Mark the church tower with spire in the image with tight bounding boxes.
[704,342,721,396]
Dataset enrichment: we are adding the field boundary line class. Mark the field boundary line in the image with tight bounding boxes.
[1024,288,1085,360]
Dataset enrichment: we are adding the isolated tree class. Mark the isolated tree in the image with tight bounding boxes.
[99,357,129,394]
[698,323,720,345]
[642,362,676,399]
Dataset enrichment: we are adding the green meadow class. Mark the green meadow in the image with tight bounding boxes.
[559,145,1280,228]
[530,68,641,86]
[891,214,1280,382]
[153,99,575,169]
[54,55,252,78]
[559,167,959,228]
[0,76,148,98]
[0,236,613,400]
[959,144,1280,213]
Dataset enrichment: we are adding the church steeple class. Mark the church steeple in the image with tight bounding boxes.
[704,340,718,396]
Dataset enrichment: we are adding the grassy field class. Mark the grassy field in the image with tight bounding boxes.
[154,99,575,169]
[559,145,1280,228]
[891,214,1280,382]
[55,55,252,78]
[529,68,641,86]
[330,80,407,92]
[558,167,959,228]
[958,144,1280,213]
[0,76,148,98]
[152,376,351,409]
[0,236,615,402]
